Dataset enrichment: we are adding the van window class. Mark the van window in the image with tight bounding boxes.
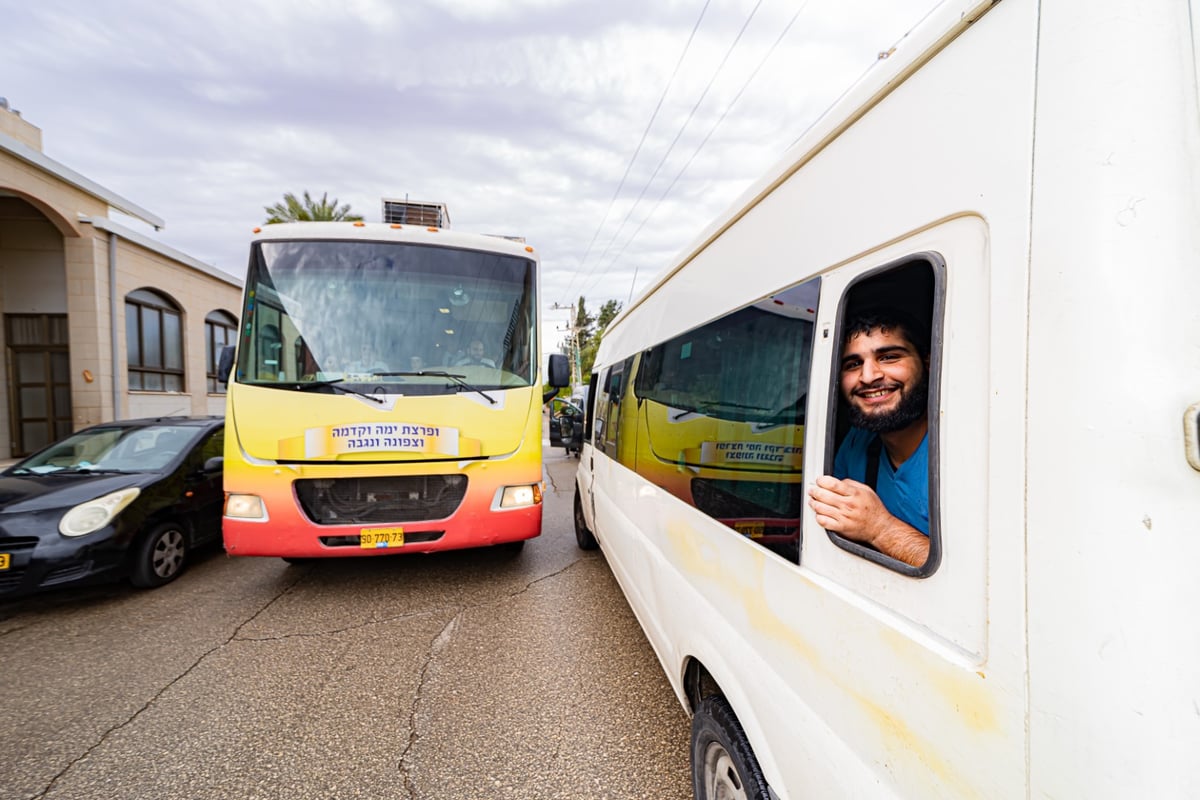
[820,257,941,575]
[583,373,599,442]
[626,278,818,561]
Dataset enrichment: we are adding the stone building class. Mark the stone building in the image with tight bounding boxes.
[0,100,242,458]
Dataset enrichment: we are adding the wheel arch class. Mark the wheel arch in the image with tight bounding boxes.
[684,656,724,716]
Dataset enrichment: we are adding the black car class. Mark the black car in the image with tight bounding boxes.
[0,416,224,598]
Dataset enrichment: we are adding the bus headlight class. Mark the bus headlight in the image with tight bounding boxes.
[225,494,266,519]
[59,487,141,537]
[499,484,542,508]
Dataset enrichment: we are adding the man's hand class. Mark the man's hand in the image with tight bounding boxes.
[807,475,930,567]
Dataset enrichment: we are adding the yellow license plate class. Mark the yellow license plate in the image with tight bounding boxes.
[0,553,9,570]
[734,521,765,539]
[360,527,404,549]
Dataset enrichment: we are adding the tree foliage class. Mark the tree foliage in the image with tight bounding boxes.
[264,191,363,224]
[569,297,622,383]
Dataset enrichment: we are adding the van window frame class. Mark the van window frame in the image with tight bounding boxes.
[820,253,945,578]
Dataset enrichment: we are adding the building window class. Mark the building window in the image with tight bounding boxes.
[205,310,237,393]
[126,288,184,392]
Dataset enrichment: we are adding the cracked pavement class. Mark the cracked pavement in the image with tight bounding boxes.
[0,449,690,800]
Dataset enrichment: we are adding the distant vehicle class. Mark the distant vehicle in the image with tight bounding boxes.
[0,417,225,598]
[549,397,584,456]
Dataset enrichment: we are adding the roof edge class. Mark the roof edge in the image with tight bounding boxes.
[81,216,243,289]
[0,130,166,229]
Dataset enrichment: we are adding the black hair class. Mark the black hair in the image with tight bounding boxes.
[843,306,930,357]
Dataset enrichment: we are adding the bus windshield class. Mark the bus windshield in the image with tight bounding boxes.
[236,239,537,394]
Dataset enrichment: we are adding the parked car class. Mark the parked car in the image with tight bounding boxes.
[0,416,224,598]
[549,397,584,456]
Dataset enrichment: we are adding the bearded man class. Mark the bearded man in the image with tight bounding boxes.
[807,309,931,567]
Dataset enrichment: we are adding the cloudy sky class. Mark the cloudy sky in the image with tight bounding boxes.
[3,0,939,345]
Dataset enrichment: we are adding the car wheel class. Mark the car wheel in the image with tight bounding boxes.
[131,522,189,588]
[574,487,598,550]
[691,695,770,800]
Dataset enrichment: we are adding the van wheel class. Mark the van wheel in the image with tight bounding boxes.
[131,522,188,588]
[574,488,598,550]
[691,695,770,800]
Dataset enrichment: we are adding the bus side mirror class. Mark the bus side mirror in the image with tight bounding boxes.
[217,345,236,384]
[547,353,570,388]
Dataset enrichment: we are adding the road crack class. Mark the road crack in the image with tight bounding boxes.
[398,609,463,800]
[27,570,309,800]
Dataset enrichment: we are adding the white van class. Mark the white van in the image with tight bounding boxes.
[573,0,1200,797]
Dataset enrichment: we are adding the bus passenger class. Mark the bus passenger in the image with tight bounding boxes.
[808,308,931,567]
[346,344,390,374]
[455,339,496,367]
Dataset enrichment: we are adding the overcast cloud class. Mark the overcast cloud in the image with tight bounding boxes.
[2,0,939,344]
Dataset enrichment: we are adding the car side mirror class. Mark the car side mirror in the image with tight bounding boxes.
[203,456,224,474]
[217,345,236,384]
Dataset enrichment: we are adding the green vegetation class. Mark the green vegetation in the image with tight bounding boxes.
[264,191,363,224]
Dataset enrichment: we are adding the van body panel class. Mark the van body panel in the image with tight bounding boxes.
[577,0,1200,796]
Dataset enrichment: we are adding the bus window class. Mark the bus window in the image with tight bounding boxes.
[816,257,942,575]
[628,278,818,561]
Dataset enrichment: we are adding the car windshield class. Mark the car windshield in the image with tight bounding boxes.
[10,425,200,475]
[235,239,538,395]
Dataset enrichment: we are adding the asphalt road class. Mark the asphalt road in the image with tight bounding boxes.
[0,443,692,800]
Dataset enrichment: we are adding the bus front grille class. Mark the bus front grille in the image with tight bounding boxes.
[295,475,468,525]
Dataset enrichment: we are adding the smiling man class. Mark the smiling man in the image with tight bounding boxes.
[808,308,931,567]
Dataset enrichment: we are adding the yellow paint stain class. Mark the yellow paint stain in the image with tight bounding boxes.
[663,514,999,797]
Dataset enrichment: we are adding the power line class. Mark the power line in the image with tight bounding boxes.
[562,0,713,305]
[582,0,767,296]
[589,0,815,300]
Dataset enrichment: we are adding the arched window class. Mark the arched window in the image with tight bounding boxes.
[205,310,238,393]
[126,288,184,392]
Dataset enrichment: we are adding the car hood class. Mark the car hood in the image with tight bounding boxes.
[0,472,154,513]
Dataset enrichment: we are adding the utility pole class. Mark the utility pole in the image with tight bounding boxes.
[551,301,581,391]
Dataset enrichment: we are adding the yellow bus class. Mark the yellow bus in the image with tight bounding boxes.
[220,222,567,558]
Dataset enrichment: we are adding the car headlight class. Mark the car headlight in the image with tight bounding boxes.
[59,487,142,537]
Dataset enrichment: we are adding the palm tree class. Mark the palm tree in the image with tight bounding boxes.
[263,191,363,224]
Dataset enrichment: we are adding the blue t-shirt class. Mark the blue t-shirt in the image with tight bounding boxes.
[833,428,930,536]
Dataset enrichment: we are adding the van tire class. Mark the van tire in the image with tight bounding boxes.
[691,695,770,800]
[574,487,598,550]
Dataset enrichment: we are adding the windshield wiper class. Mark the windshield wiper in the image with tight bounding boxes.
[378,371,496,405]
[672,400,770,421]
[292,379,384,404]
